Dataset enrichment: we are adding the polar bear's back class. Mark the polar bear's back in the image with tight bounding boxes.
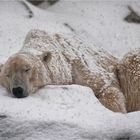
[22,29,117,74]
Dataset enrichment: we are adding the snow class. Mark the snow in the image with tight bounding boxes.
[1,85,140,139]
[0,0,140,140]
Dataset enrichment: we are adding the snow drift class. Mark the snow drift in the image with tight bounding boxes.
[0,85,140,140]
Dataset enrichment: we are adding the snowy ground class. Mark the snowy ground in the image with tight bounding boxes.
[0,0,140,140]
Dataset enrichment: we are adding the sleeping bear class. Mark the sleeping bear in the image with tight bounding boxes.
[0,29,126,113]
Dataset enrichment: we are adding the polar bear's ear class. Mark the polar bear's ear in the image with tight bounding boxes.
[40,51,52,63]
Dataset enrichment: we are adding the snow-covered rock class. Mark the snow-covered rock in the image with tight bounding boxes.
[0,85,140,140]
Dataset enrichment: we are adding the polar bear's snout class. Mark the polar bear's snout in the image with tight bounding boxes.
[12,87,27,98]
[11,74,28,98]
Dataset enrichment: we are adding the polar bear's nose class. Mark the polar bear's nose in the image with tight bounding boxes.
[12,87,26,98]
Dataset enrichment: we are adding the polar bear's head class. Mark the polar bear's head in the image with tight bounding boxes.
[0,52,52,98]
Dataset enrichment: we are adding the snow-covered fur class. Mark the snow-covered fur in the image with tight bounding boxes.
[0,29,126,113]
[117,49,140,112]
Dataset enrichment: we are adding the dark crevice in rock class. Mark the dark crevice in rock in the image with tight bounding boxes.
[0,115,7,120]
[27,0,59,6]
[63,23,76,33]
[124,6,140,24]
[27,0,44,6]
[20,1,34,18]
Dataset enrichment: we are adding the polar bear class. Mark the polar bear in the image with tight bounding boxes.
[0,29,126,113]
[117,48,140,112]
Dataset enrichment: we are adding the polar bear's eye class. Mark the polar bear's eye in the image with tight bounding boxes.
[24,68,31,73]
